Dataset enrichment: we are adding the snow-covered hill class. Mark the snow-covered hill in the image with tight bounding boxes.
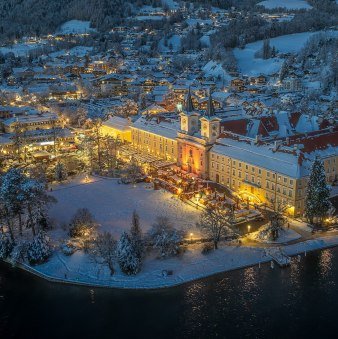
[257,0,312,10]
[234,30,337,76]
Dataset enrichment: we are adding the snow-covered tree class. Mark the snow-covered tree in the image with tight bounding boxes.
[10,240,29,265]
[130,210,144,260]
[69,208,96,238]
[0,168,26,239]
[279,59,289,82]
[149,216,182,258]
[305,158,331,225]
[54,162,67,182]
[197,207,233,249]
[22,179,56,236]
[255,39,273,60]
[27,231,52,265]
[122,158,142,185]
[0,233,14,259]
[117,231,141,275]
[90,232,117,275]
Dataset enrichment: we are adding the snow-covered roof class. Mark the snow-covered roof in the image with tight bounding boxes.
[102,116,131,131]
[132,116,180,140]
[212,137,303,178]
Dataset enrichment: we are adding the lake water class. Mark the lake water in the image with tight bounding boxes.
[1,248,338,339]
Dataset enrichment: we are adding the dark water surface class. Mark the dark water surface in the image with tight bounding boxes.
[1,248,338,339]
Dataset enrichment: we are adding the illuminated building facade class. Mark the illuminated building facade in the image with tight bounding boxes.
[130,90,338,217]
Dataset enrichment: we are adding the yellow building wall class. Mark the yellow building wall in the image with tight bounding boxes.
[209,151,338,217]
[131,128,177,161]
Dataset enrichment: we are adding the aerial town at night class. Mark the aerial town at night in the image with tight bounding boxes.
[0,0,337,338]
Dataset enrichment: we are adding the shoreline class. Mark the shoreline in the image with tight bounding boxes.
[4,235,338,291]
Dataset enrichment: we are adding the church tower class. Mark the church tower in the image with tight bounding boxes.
[180,87,200,135]
[200,92,221,144]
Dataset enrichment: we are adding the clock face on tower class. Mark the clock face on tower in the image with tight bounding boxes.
[203,123,207,130]
[212,124,217,131]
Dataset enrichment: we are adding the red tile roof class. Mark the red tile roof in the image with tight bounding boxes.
[287,126,338,153]
[220,119,248,135]
[258,116,279,137]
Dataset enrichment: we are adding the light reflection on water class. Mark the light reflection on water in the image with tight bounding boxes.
[319,249,333,279]
[2,249,338,338]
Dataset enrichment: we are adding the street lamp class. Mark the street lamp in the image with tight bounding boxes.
[190,233,193,243]
[247,225,251,233]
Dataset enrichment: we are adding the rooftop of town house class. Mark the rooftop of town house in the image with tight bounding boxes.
[3,112,59,126]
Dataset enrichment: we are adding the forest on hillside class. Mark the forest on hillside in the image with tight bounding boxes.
[0,0,164,42]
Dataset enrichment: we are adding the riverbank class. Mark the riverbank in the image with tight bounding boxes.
[5,234,338,290]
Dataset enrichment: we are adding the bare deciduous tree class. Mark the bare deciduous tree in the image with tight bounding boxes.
[197,207,233,249]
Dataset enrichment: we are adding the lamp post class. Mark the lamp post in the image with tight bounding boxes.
[247,225,251,233]
[190,233,193,243]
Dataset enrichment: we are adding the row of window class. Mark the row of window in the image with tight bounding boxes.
[210,157,295,186]
[132,132,175,145]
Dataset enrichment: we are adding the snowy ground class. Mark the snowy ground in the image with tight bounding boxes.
[27,234,338,289]
[49,175,201,239]
[257,0,312,10]
[202,60,233,84]
[29,242,269,289]
[57,20,97,35]
[158,35,181,53]
[234,31,337,76]
[20,175,338,290]
[0,42,45,57]
[247,225,301,244]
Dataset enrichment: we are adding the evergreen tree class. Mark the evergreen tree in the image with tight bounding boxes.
[117,232,141,275]
[27,231,52,265]
[69,208,96,238]
[262,39,272,59]
[305,158,331,225]
[130,210,144,260]
[0,233,14,259]
[54,162,67,182]
[0,168,26,239]
[10,240,29,265]
[22,179,56,236]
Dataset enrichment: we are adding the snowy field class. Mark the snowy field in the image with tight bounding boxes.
[49,175,201,238]
[234,31,336,76]
[257,0,312,10]
[30,234,338,289]
[57,20,97,35]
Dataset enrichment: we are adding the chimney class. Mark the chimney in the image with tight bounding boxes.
[273,140,282,151]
